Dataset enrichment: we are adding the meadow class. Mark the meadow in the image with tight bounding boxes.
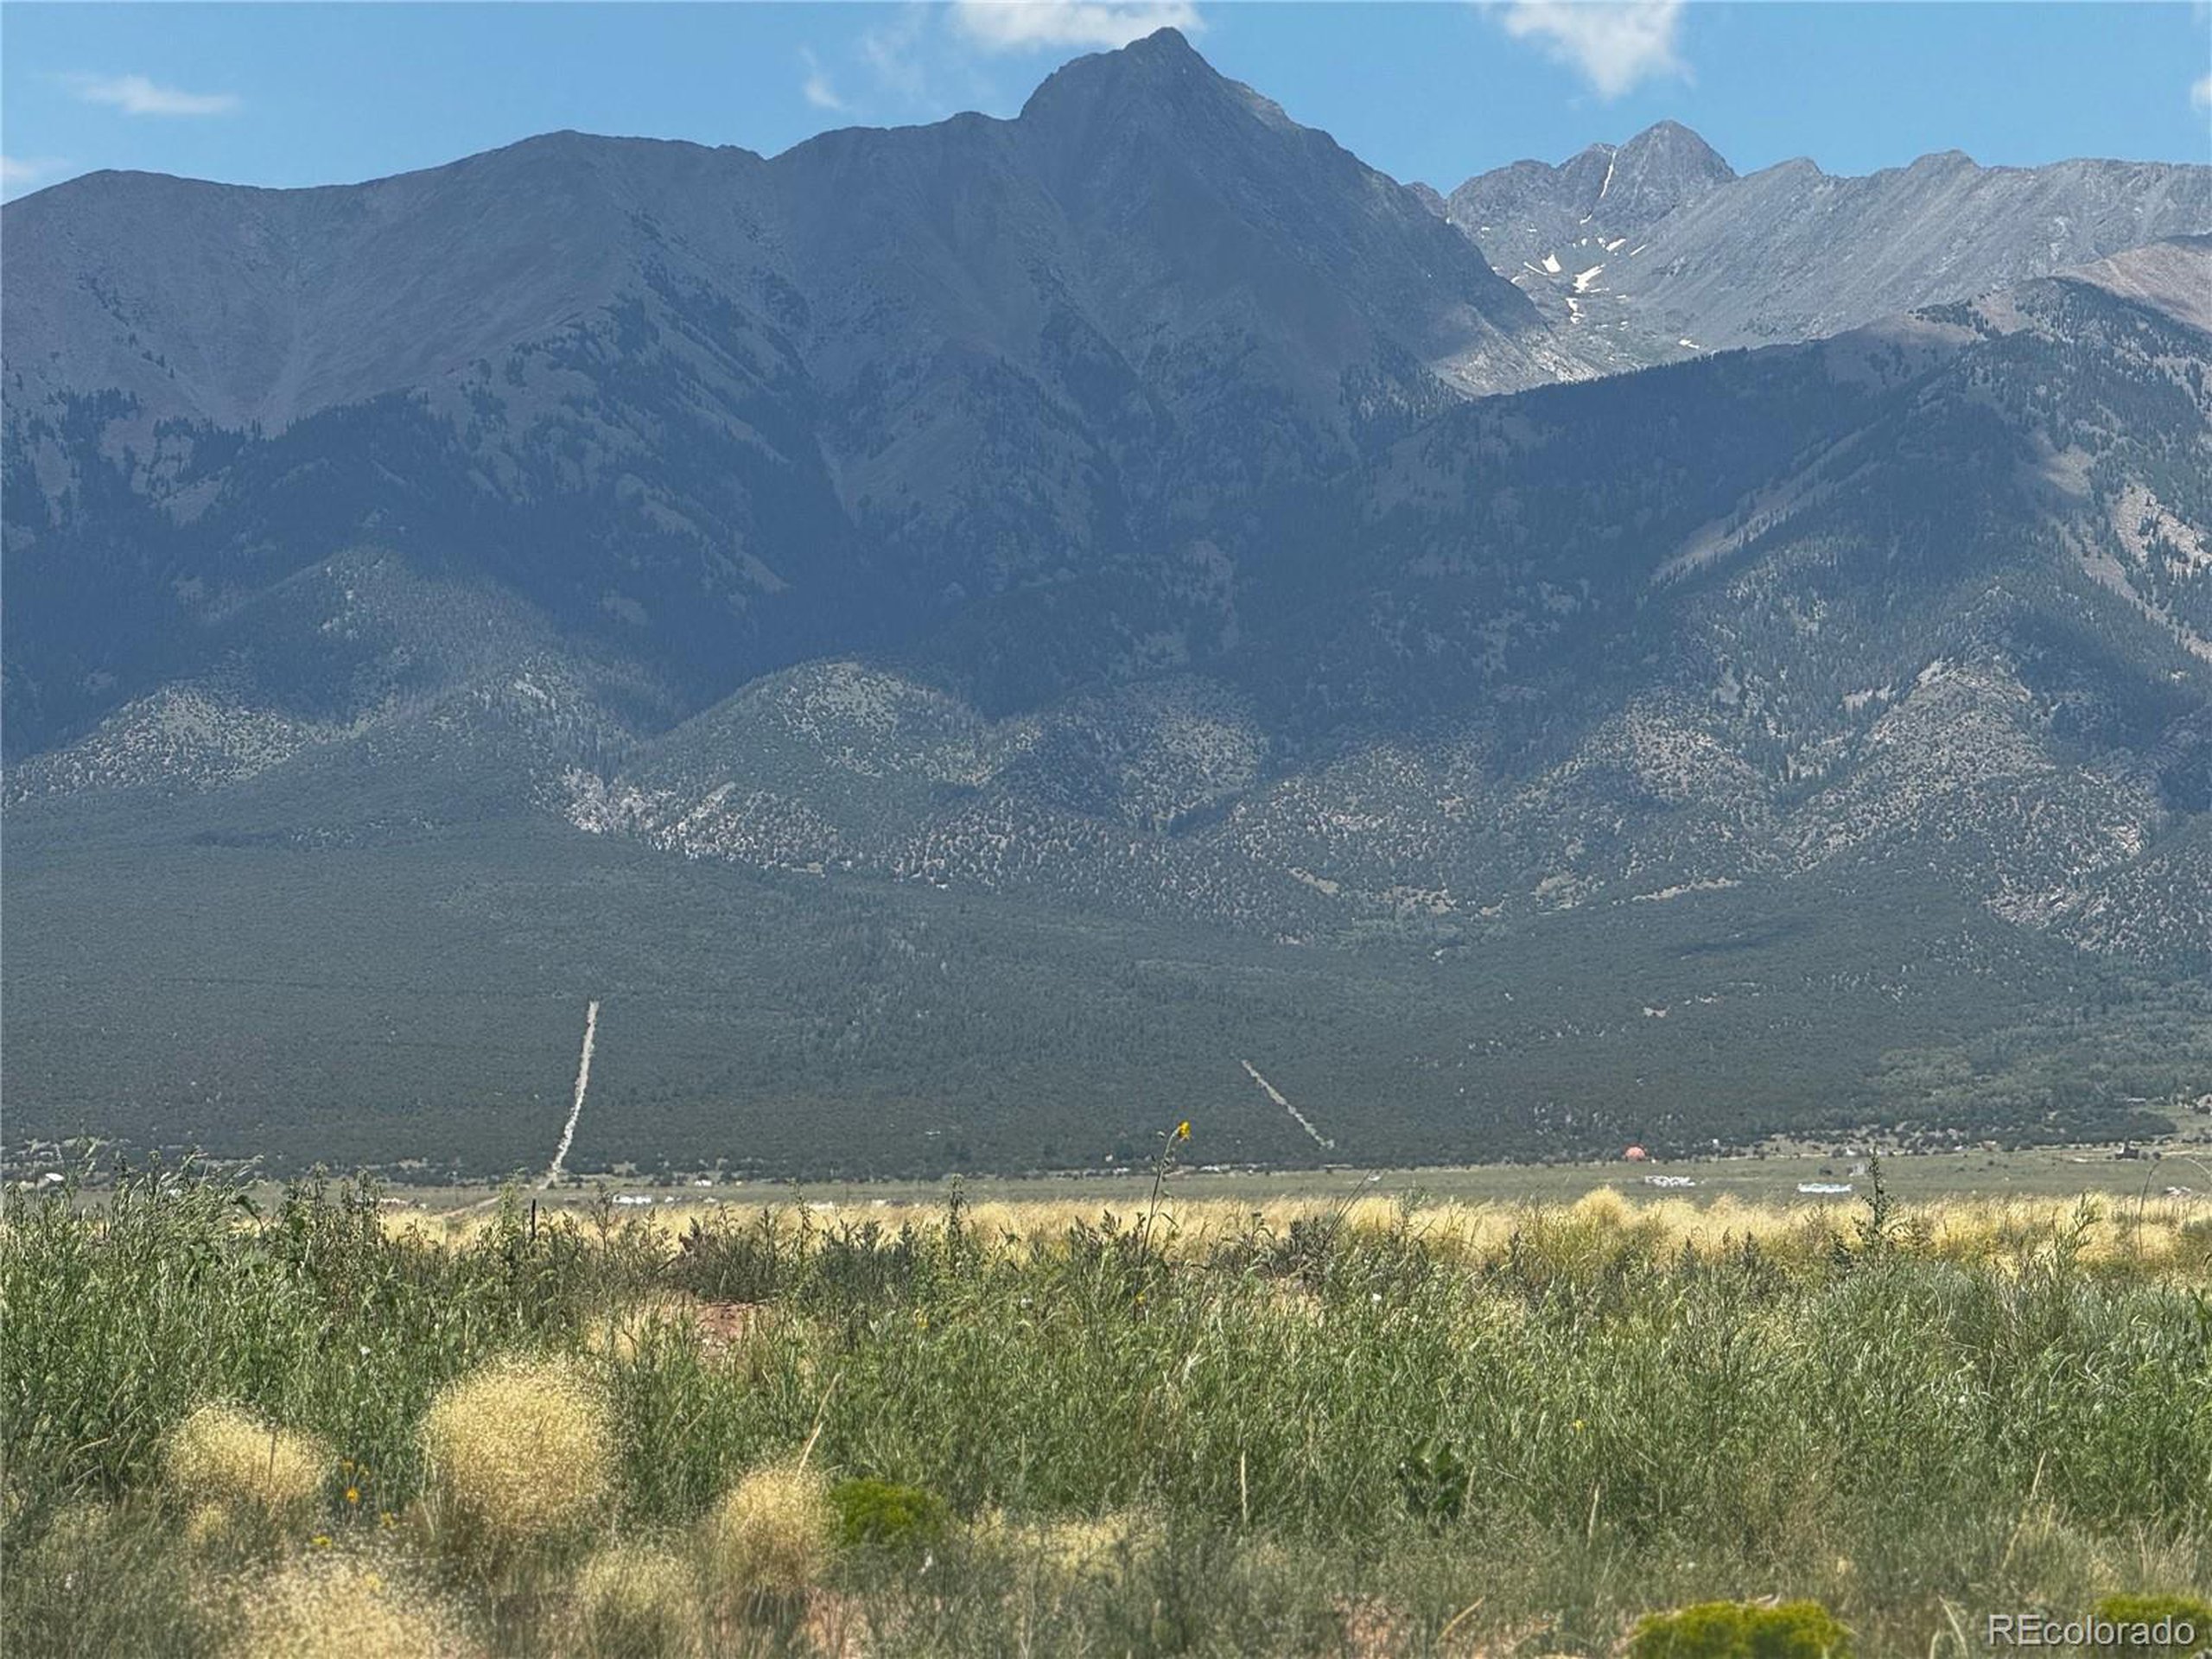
[5,1156,2211,1657]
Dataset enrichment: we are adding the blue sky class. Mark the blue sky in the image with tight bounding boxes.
[4,3,2208,203]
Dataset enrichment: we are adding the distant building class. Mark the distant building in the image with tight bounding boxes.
[1623,1145,1650,1162]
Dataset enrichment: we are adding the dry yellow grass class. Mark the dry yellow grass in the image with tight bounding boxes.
[566,1541,700,1656]
[970,1507,1163,1581]
[162,1403,327,1525]
[391,1188,2212,1284]
[220,1549,476,1659]
[419,1355,614,1560]
[702,1464,836,1602]
[903,1189,2211,1278]
[1910,1193,2212,1276]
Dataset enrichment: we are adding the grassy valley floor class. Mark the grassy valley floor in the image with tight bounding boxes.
[4,1162,2210,1656]
[372,1132,2212,1223]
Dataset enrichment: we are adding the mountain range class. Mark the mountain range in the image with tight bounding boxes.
[6,29,2209,1179]
[1438,118,2210,368]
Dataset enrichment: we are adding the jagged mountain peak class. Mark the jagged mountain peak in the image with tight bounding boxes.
[1584,120,1737,229]
[1453,119,1733,200]
[1099,22,1205,67]
[1017,24,1306,156]
[1022,26,1238,118]
[1443,118,1734,265]
[1612,120,1736,181]
[1619,119,1726,156]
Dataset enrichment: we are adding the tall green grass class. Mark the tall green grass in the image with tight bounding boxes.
[4,1161,2209,1656]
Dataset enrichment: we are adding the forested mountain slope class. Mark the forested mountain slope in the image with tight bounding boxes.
[563,242,2212,962]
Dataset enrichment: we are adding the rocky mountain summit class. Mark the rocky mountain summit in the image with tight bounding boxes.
[1445,119,1737,274]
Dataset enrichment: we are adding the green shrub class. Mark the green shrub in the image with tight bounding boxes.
[2091,1595,2212,1659]
[1394,1439,1468,1528]
[830,1478,950,1549]
[1629,1599,1851,1659]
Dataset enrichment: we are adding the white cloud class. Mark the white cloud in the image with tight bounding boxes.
[1494,1,1687,99]
[2192,72,2212,112]
[1,155,68,189]
[950,0,1203,54]
[799,47,849,112]
[66,73,239,118]
[861,6,934,105]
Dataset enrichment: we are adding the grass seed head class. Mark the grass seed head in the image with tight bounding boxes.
[702,1464,836,1601]
[183,1502,244,1554]
[566,1541,699,1657]
[1567,1185,1635,1230]
[419,1355,614,1560]
[163,1403,327,1524]
[223,1550,475,1659]
[970,1508,1162,1581]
